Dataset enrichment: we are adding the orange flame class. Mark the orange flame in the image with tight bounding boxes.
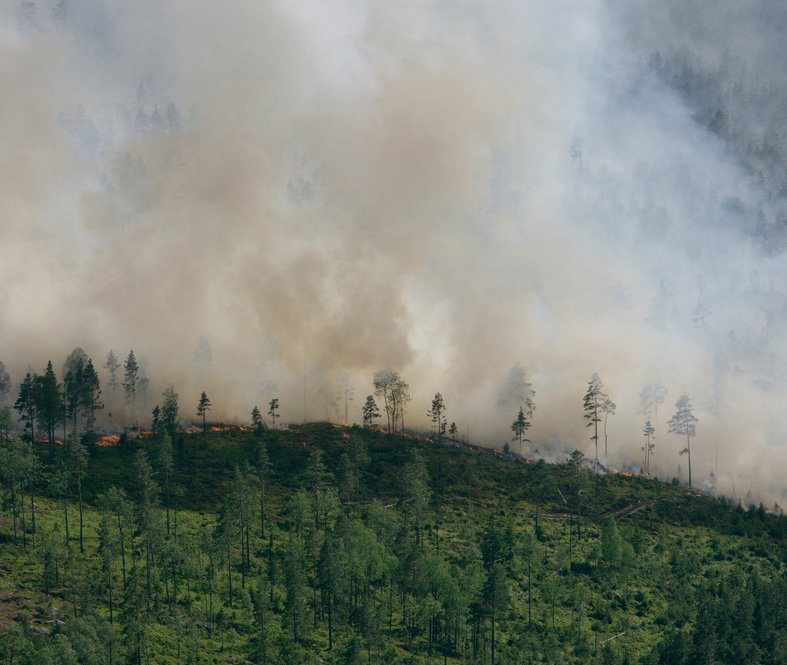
[207,425,255,433]
[96,435,120,447]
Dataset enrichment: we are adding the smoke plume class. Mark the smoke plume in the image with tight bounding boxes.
[3,0,787,506]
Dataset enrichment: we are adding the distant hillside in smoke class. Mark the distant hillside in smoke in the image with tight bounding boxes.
[624,0,787,250]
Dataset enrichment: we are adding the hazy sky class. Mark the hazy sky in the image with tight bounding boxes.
[3,0,787,505]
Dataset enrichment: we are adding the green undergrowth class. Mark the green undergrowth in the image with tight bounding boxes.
[1,424,786,664]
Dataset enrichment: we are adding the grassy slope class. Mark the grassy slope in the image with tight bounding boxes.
[1,423,786,663]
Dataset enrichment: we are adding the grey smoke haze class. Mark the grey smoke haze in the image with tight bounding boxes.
[3,0,787,504]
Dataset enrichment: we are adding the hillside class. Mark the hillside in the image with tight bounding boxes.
[1,423,787,664]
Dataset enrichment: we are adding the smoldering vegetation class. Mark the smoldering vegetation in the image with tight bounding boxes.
[3,0,787,505]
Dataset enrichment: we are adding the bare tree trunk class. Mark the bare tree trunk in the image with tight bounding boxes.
[118,516,127,588]
[78,478,84,553]
[20,480,26,550]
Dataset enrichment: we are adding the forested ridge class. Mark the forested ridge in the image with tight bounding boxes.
[1,422,787,664]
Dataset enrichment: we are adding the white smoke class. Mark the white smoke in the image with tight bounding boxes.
[2,0,787,506]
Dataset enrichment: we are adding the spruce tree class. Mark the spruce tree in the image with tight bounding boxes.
[511,407,530,454]
[161,385,179,437]
[14,372,38,447]
[104,350,120,400]
[196,391,211,434]
[36,362,61,461]
[362,395,380,429]
[81,359,103,446]
[123,351,139,410]
[251,405,263,433]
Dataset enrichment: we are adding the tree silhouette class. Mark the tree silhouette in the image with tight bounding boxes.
[36,362,62,461]
[601,396,616,459]
[63,356,86,432]
[151,405,161,433]
[511,407,530,454]
[583,373,607,462]
[643,420,655,471]
[428,393,447,552]
[104,350,120,400]
[338,372,354,424]
[372,369,410,434]
[0,406,13,444]
[123,351,139,422]
[668,394,698,488]
[362,395,380,429]
[496,364,536,418]
[161,385,179,437]
[81,359,103,446]
[268,398,279,429]
[639,382,667,423]
[196,392,211,434]
[428,393,446,443]
[0,358,11,403]
[14,372,38,447]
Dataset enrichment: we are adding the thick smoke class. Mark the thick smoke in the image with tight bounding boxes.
[3,0,787,505]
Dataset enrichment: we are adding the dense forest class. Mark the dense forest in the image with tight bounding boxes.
[2,419,787,664]
[8,2,787,662]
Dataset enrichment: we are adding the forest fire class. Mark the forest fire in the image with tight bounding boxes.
[615,468,649,478]
[96,434,120,447]
[208,425,254,433]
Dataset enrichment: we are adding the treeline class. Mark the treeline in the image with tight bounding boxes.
[644,558,787,664]
[0,349,151,445]
[0,345,713,494]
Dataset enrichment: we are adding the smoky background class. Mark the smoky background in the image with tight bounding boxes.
[2,0,787,505]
